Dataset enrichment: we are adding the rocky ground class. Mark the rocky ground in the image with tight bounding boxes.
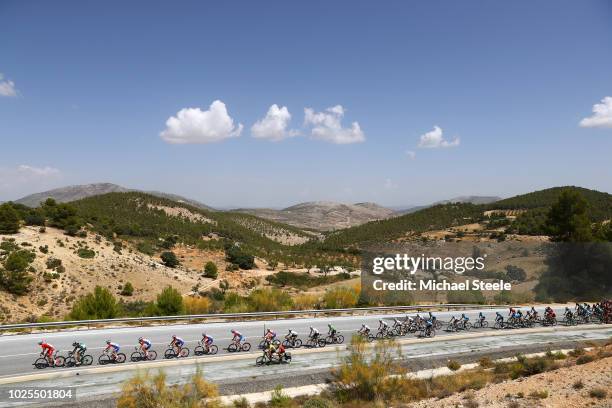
[409,355,612,408]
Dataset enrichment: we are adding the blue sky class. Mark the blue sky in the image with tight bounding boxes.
[1,0,611,208]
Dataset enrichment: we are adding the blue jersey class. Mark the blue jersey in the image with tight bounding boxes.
[173,337,184,346]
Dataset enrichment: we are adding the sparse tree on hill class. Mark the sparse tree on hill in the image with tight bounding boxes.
[70,286,120,320]
[0,203,21,234]
[203,261,218,279]
[155,286,184,315]
[161,251,179,268]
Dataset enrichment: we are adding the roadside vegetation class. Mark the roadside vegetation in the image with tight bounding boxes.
[115,338,612,408]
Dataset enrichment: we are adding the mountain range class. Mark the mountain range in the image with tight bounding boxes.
[13,183,501,231]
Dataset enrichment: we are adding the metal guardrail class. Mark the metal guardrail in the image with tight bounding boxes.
[0,304,510,331]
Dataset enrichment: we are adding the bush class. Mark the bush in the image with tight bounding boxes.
[203,261,218,279]
[589,388,607,399]
[576,354,595,365]
[248,288,293,312]
[323,286,359,309]
[183,296,210,314]
[447,360,461,371]
[505,265,527,282]
[0,203,21,234]
[528,389,548,399]
[0,249,35,295]
[333,337,403,402]
[120,282,134,296]
[269,385,292,408]
[302,397,335,408]
[70,286,120,320]
[155,286,184,315]
[77,248,96,259]
[46,257,62,270]
[117,369,218,408]
[225,245,255,270]
[446,290,486,304]
[478,357,493,368]
[160,251,179,268]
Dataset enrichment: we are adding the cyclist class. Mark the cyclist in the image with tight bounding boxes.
[71,341,87,365]
[276,343,287,360]
[564,307,573,319]
[428,312,437,324]
[201,333,214,352]
[495,312,504,324]
[38,340,55,366]
[266,341,276,360]
[105,340,120,361]
[285,329,298,345]
[424,317,434,335]
[328,323,337,339]
[508,307,515,318]
[378,319,389,333]
[358,324,371,336]
[170,334,185,356]
[231,329,244,346]
[530,306,538,318]
[460,313,469,328]
[264,328,277,343]
[309,326,320,340]
[138,337,152,359]
[478,312,486,324]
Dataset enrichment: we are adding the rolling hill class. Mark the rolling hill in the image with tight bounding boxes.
[235,201,395,231]
[14,183,215,211]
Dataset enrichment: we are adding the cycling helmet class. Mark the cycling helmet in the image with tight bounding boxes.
[38,340,44,345]
[202,333,207,337]
[379,319,383,323]
[172,334,177,338]
[72,341,78,347]
[309,326,313,330]
[106,340,111,344]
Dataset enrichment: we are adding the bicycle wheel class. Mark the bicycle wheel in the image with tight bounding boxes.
[258,340,267,349]
[208,345,218,355]
[256,356,265,366]
[130,352,142,362]
[34,357,48,369]
[116,353,126,363]
[227,343,237,352]
[65,356,76,367]
[367,335,375,342]
[98,354,110,365]
[54,356,65,367]
[317,338,326,347]
[164,348,176,359]
[293,339,302,348]
[194,345,204,356]
[180,348,190,358]
[82,355,93,366]
[242,342,251,352]
[376,332,385,340]
[464,322,472,331]
[481,321,488,328]
[148,350,157,360]
[335,335,344,344]
[282,340,290,348]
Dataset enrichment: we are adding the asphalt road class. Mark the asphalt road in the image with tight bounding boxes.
[0,306,581,378]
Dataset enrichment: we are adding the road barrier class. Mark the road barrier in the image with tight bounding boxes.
[0,303,512,332]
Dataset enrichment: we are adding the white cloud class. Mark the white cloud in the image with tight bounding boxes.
[579,96,612,128]
[251,104,299,141]
[17,165,60,177]
[417,126,459,148]
[0,73,18,97]
[0,165,61,196]
[160,100,243,144]
[406,150,416,159]
[304,105,365,144]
